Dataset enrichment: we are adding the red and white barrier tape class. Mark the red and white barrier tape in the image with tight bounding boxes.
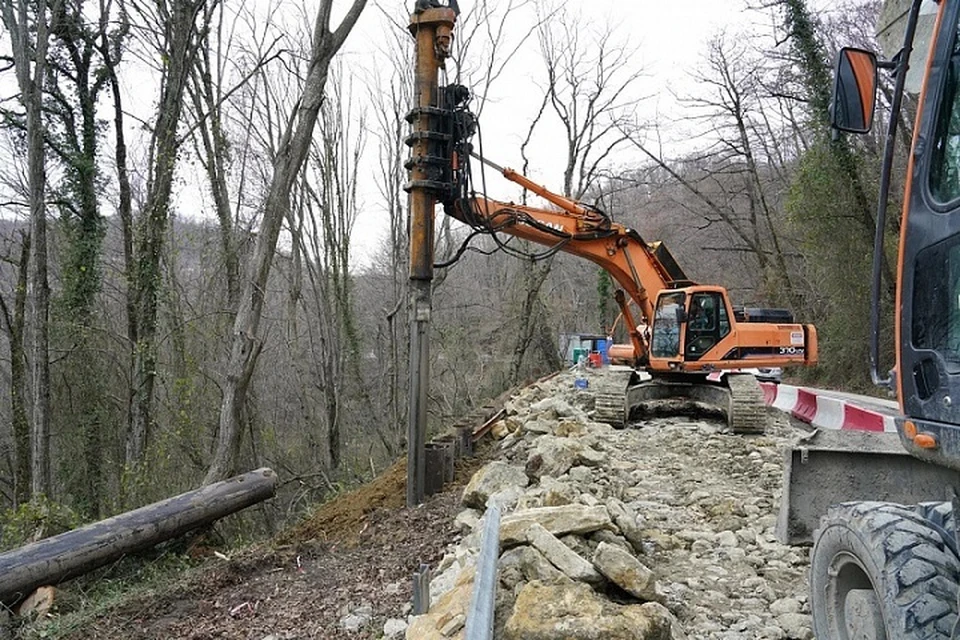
[759,382,897,433]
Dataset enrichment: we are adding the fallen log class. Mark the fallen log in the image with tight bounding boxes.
[0,467,277,605]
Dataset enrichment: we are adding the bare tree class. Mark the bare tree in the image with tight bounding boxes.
[1,0,60,498]
[205,0,367,484]
[126,0,206,468]
[506,3,641,384]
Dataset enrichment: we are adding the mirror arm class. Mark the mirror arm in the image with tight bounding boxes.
[870,0,922,390]
[877,58,899,72]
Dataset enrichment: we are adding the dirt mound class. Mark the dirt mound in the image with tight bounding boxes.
[278,459,408,547]
[278,447,488,549]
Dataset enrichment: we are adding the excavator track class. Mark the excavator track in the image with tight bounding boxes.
[613,371,768,434]
[725,373,767,434]
[591,369,636,428]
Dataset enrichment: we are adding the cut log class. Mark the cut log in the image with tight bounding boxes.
[0,468,277,605]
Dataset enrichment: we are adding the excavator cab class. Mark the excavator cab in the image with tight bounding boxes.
[650,290,730,361]
[804,2,960,637]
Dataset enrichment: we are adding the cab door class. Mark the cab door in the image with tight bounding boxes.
[900,0,960,459]
[684,292,730,360]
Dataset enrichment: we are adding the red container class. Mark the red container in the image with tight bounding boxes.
[588,352,603,368]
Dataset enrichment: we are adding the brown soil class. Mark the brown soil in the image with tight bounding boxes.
[46,450,490,640]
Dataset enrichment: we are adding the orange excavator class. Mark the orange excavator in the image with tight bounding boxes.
[407,82,818,432]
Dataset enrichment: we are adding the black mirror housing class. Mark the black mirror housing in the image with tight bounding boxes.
[831,47,879,134]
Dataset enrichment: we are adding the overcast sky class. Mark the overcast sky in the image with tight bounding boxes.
[344,0,796,260]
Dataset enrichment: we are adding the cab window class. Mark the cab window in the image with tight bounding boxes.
[686,292,731,359]
[651,292,684,358]
[930,17,960,203]
[913,232,960,372]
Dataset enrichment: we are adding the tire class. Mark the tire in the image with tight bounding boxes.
[811,501,960,639]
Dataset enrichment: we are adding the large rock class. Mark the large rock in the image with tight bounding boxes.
[592,542,660,602]
[500,505,613,546]
[606,498,645,554]
[530,397,580,419]
[532,436,583,478]
[503,580,672,640]
[525,418,558,435]
[541,479,579,507]
[462,461,529,509]
[498,545,566,590]
[526,523,603,584]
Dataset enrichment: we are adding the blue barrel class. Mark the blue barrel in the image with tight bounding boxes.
[597,339,610,364]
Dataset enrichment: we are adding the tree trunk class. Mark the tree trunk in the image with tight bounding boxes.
[508,258,553,386]
[205,0,368,484]
[0,468,277,605]
[126,0,203,466]
[11,234,30,506]
[1,0,58,498]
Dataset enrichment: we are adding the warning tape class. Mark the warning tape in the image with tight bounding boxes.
[759,382,897,433]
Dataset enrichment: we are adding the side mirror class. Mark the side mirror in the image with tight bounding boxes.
[676,308,687,324]
[831,47,878,134]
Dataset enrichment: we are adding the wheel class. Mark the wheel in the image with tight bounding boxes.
[811,501,960,639]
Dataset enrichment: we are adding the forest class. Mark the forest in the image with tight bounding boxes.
[0,0,898,538]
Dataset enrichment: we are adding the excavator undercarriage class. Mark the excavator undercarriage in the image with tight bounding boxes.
[591,368,769,434]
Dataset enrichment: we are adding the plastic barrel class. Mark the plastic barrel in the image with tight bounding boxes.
[597,339,610,364]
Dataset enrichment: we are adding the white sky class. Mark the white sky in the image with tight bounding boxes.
[345,0,803,262]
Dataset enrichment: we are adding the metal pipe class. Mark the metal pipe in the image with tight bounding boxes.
[464,503,501,640]
[406,4,457,507]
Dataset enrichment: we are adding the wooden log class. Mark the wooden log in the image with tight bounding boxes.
[0,468,277,605]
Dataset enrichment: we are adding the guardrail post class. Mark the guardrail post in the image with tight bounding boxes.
[413,563,431,615]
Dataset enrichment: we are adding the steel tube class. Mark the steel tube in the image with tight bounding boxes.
[405,6,455,506]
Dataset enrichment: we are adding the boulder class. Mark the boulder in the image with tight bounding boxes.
[488,485,525,511]
[542,479,578,507]
[555,420,587,437]
[498,545,566,590]
[503,580,672,640]
[606,498,646,553]
[530,397,578,418]
[525,419,558,435]
[591,529,634,554]
[526,523,603,584]
[454,509,480,535]
[592,542,660,602]
[500,505,613,546]
[577,446,607,467]
[383,618,408,638]
[462,462,529,509]
[532,436,583,478]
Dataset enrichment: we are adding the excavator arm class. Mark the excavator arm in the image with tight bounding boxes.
[445,155,689,365]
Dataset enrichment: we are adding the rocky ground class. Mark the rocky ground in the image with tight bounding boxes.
[16,368,814,639]
[408,369,813,639]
